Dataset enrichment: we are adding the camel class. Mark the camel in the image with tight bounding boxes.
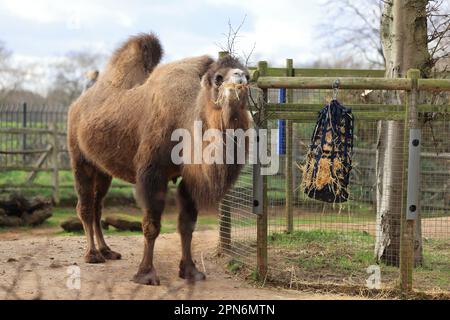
[67,33,250,285]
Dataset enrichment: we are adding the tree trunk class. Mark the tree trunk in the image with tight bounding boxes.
[375,0,429,266]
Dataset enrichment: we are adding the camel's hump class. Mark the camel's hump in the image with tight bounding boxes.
[150,55,215,81]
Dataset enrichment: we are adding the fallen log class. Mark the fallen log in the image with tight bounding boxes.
[60,218,83,232]
[103,216,142,232]
[0,194,52,227]
[0,209,52,227]
[60,217,110,232]
[22,209,52,226]
[0,194,51,216]
[0,215,23,227]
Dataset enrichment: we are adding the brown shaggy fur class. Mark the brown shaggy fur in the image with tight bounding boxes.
[68,33,250,285]
[100,33,163,89]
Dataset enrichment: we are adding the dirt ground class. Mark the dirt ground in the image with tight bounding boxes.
[0,230,367,300]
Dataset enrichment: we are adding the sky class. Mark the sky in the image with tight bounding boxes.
[0,0,328,93]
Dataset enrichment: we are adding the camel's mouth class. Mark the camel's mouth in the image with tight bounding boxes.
[211,67,250,108]
[223,83,249,95]
[214,83,249,107]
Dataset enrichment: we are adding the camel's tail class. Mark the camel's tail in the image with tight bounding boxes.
[102,33,163,89]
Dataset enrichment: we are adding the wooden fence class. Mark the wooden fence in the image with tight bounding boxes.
[0,124,64,203]
[219,59,450,294]
[255,64,450,292]
[0,104,133,203]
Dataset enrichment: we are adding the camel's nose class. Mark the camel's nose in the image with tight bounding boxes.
[231,71,247,85]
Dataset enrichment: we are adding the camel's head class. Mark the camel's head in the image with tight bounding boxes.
[202,55,250,114]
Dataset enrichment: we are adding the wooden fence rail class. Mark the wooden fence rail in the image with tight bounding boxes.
[0,125,62,203]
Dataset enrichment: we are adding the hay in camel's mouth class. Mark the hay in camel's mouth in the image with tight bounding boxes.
[214,83,249,105]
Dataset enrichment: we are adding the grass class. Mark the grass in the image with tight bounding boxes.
[265,229,450,291]
[415,239,450,290]
[227,259,244,273]
[269,212,375,225]
[53,225,178,237]
[228,211,375,229]
[0,170,135,202]
[269,229,376,273]
[0,205,219,237]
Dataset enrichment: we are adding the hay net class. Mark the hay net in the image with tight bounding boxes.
[301,99,354,203]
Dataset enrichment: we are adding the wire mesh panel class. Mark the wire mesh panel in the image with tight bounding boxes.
[267,119,400,289]
[219,164,258,268]
[265,88,402,289]
[219,84,450,294]
[416,118,450,292]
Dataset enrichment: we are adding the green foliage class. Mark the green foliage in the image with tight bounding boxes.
[266,229,450,290]
[0,170,135,201]
[227,259,244,273]
[269,229,376,273]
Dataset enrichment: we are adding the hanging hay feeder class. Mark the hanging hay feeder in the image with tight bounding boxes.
[301,99,354,203]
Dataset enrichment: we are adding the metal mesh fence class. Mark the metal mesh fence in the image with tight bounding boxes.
[0,104,69,169]
[220,86,449,293]
[219,164,257,267]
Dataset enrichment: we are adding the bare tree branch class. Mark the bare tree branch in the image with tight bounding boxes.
[216,15,256,66]
[320,0,450,70]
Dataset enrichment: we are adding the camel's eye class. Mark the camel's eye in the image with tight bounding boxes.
[214,74,224,86]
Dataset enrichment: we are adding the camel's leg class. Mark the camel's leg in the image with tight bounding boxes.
[93,171,122,260]
[177,181,206,282]
[73,158,105,264]
[133,166,167,285]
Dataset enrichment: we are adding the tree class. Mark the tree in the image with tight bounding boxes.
[216,15,256,67]
[322,0,449,70]
[427,1,450,70]
[46,51,103,106]
[322,0,449,266]
[0,41,27,104]
[375,0,435,267]
[322,0,387,67]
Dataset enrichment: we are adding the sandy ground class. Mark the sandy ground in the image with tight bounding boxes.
[0,230,365,300]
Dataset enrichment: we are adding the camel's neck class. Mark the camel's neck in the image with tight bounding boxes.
[181,91,250,209]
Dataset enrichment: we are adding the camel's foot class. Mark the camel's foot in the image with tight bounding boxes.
[84,249,106,264]
[133,267,160,286]
[179,261,206,282]
[100,247,122,260]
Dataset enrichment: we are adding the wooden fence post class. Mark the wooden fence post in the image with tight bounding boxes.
[218,51,229,59]
[256,60,268,280]
[285,59,294,234]
[50,123,60,205]
[218,50,231,254]
[400,69,420,292]
[22,102,27,164]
